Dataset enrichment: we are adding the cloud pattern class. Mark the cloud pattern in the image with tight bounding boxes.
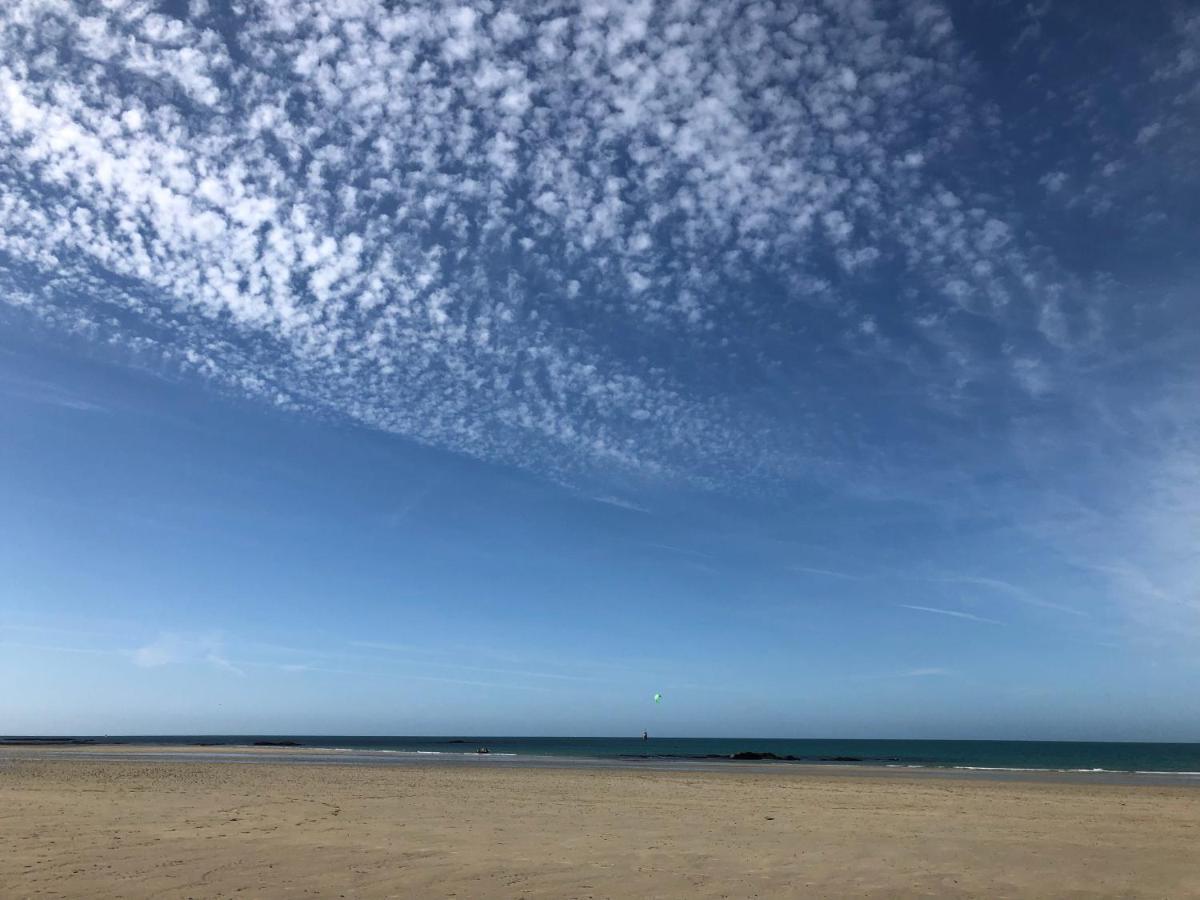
[1,1,1197,637]
[1,0,1066,482]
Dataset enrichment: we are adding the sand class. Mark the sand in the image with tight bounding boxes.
[2,750,1199,898]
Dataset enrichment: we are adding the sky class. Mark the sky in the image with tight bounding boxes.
[1,0,1198,740]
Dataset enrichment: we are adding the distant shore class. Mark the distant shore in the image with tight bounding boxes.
[4,751,1200,897]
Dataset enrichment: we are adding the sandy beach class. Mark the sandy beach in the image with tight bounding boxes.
[2,749,1199,897]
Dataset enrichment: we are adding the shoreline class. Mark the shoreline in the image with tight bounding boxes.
[6,742,1200,787]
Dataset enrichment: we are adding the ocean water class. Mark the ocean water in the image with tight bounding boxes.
[5,735,1200,774]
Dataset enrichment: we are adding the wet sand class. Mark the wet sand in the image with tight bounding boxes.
[3,748,1199,897]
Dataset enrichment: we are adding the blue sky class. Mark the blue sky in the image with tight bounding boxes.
[1,0,1198,739]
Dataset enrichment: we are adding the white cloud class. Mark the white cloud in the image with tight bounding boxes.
[1039,171,1067,193]
[1136,122,1162,145]
[0,0,1059,483]
[1011,356,1052,397]
[590,495,651,514]
[902,667,950,678]
[791,565,864,581]
[131,639,173,668]
[6,5,1190,654]
[855,665,953,681]
[130,632,242,675]
[899,604,1002,626]
[1050,441,1200,642]
[922,574,1087,618]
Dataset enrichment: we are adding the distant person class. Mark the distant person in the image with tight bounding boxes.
[642,731,648,741]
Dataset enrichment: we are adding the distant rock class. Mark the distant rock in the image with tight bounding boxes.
[726,751,806,762]
[731,751,782,761]
[1,738,94,746]
[253,740,301,747]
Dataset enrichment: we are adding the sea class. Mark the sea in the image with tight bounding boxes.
[5,735,1200,776]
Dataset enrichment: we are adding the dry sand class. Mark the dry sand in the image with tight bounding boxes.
[2,750,1199,898]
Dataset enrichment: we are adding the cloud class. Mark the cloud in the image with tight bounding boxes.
[0,0,1062,484]
[791,565,865,581]
[349,640,438,656]
[130,632,243,675]
[353,639,597,683]
[0,374,111,413]
[853,665,952,682]
[1032,433,1200,642]
[131,639,174,669]
[3,1,1194,647]
[1039,171,1067,193]
[0,620,113,638]
[921,575,1087,618]
[1017,4,1200,232]
[0,640,119,657]
[590,495,651,514]
[899,604,1002,626]
[901,667,951,678]
[398,673,556,693]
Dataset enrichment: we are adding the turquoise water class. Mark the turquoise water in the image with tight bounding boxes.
[7,735,1200,773]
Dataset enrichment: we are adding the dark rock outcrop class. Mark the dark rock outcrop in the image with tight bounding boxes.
[0,738,95,746]
[729,751,798,761]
